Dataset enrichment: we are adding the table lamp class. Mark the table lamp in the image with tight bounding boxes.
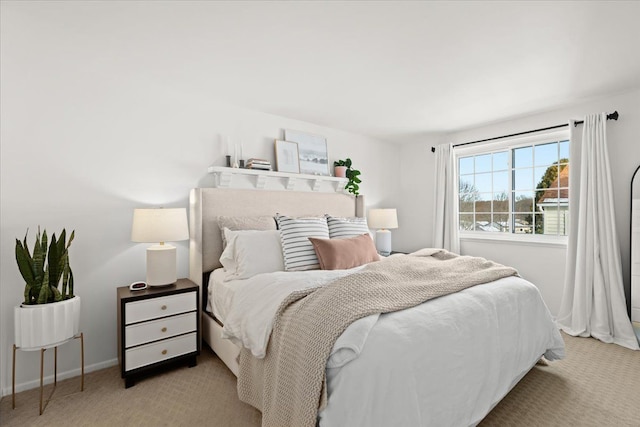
[368,208,398,256]
[131,208,189,287]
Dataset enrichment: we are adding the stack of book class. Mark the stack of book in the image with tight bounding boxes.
[246,158,272,171]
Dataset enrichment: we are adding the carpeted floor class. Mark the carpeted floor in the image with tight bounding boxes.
[1,332,638,426]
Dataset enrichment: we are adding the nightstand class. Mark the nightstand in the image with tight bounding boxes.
[117,278,200,388]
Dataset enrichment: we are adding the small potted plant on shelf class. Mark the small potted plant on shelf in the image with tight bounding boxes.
[333,158,362,196]
[14,228,80,349]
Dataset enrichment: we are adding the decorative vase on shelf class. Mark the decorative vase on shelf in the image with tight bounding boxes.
[334,166,347,178]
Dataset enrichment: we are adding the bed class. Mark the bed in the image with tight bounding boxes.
[188,187,565,427]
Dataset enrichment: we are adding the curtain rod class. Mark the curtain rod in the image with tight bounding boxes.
[430,110,619,153]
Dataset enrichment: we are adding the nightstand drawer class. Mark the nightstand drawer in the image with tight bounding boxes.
[125,292,196,324]
[125,332,197,371]
[125,312,196,348]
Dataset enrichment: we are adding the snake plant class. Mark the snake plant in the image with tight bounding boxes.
[15,228,75,305]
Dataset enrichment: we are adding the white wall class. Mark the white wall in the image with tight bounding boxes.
[398,88,640,316]
[393,134,445,252]
[0,7,400,394]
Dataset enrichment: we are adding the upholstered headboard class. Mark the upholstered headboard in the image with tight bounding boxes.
[188,188,364,286]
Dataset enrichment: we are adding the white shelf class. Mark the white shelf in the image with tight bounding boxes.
[207,166,348,192]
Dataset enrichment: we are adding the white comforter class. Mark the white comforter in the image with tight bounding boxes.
[222,264,565,427]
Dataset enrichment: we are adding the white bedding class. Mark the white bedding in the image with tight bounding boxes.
[207,268,236,322]
[221,264,565,427]
[321,276,564,427]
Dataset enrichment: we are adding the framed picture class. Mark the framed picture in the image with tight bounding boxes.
[284,129,329,176]
[274,140,300,173]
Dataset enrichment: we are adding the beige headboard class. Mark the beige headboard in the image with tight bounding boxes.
[189,188,365,286]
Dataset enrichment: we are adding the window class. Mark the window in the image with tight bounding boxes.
[457,132,570,238]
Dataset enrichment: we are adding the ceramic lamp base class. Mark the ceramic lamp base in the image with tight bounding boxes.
[146,244,177,286]
[375,229,392,257]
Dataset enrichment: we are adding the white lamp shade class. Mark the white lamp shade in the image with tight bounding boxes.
[368,208,398,230]
[131,208,189,243]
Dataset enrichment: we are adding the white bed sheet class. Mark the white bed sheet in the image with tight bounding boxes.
[207,268,236,323]
[222,263,565,427]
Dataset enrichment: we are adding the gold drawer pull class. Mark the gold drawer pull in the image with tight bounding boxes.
[161,327,167,333]
[161,305,167,310]
[161,350,167,355]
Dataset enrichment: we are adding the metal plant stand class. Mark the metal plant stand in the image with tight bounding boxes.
[12,332,84,415]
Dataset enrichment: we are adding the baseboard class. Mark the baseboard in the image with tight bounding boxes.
[1,358,119,397]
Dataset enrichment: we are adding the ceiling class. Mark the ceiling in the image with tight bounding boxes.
[15,1,640,143]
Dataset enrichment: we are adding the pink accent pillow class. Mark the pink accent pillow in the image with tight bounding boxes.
[308,234,380,270]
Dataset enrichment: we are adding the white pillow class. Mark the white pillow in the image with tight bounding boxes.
[216,215,277,249]
[219,228,285,280]
[326,215,370,239]
[276,214,330,271]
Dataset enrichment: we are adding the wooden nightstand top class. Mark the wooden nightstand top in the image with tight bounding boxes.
[117,278,197,301]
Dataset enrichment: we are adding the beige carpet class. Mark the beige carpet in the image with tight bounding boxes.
[1,332,638,426]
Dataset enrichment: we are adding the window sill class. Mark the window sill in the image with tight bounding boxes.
[459,232,568,248]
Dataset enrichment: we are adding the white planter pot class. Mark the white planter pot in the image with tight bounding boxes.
[14,296,81,350]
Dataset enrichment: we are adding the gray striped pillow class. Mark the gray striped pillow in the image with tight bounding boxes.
[326,215,370,239]
[276,214,329,271]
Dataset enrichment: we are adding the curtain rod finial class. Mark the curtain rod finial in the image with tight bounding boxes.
[608,111,619,121]
[431,146,435,153]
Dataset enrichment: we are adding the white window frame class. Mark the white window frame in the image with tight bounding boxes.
[455,129,570,247]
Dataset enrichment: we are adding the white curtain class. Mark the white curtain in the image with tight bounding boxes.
[432,143,459,254]
[558,113,639,350]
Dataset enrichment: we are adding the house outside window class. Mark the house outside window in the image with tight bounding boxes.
[456,130,570,241]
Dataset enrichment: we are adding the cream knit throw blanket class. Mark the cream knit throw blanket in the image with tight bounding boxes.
[237,249,519,427]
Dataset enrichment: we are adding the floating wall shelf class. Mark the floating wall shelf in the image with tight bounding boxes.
[207,166,348,192]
